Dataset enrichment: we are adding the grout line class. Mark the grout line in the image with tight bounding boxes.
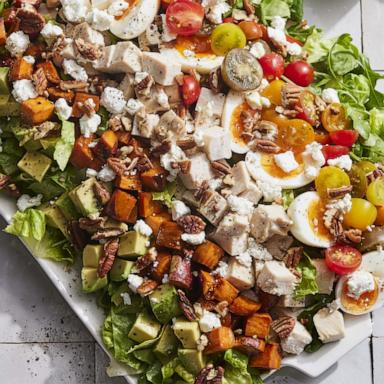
[360,0,364,52]
[0,341,95,345]
[94,342,97,384]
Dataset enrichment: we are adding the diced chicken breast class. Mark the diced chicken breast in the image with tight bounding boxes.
[179,152,214,189]
[155,110,185,141]
[311,259,336,294]
[94,45,116,72]
[202,126,231,161]
[227,257,255,291]
[280,320,312,355]
[230,161,252,195]
[198,190,228,226]
[72,22,105,46]
[264,234,294,260]
[215,213,249,237]
[313,308,345,343]
[196,88,225,118]
[107,41,143,73]
[118,73,135,99]
[239,181,263,205]
[210,231,248,256]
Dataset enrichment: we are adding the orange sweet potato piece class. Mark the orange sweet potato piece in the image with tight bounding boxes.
[106,189,137,222]
[116,175,142,192]
[229,296,262,316]
[37,61,61,84]
[205,327,235,355]
[234,336,266,355]
[138,192,163,217]
[47,87,75,103]
[72,93,100,117]
[200,271,215,300]
[94,130,118,158]
[169,255,192,290]
[0,18,6,46]
[145,212,172,236]
[126,204,137,224]
[249,343,282,369]
[193,240,224,270]
[213,277,239,304]
[9,57,33,81]
[70,135,96,169]
[152,252,172,282]
[245,313,272,339]
[140,164,168,192]
[156,221,182,250]
[24,43,44,58]
[21,97,54,125]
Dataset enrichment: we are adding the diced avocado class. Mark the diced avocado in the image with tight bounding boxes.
[23,140,42,152]
[17,152,52,182]
[110,258,134,282]
[83,244,103,268]
[128,311,161,343]
[173,318,200,349]
[117,231,148,258]
[40,136,60,157]
[81,267,108,293]
[149,284,182,324]
[178,349,206,375]
[56,193,81,220]
[41,204,69,239]
[0,98,20,117]
[0,94,9,104]
[69,177,100,217]
[154,325,180,364]
[0,67,10,94]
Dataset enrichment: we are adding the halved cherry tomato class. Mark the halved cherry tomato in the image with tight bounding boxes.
[277,119,315,153]
[329,130,359,147]
[375,206,384,225]
[261,79,285,105]
[356,160,377,175]
[181,75,201,106]
[284,60,314,87]
[325,244,362,275]
[321,145,349,161]
[314,132,331,145]
[259,53,285,80]
[315,166,350,199]
[210,23,246,56]
[296,91,319,126]
[348,164,368,198]
[223,17,236,23]
[238,21,264,40]
[166,0,204,36]
[344,198,377,230]
[366,177,384,206]
[321,103,351,132]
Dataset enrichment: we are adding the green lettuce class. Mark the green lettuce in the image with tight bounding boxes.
[282,189,294,209]
[175,365,194,383]
[303,29,336,64]
[152,182,177,208]
[294,253,318,299]
[161,358,179,381]
[258,0,291,23]
[54,121,75,171]
[224,349,249,372]
[5,209,46,241]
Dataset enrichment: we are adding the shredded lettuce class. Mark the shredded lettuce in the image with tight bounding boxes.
[258,0,303,24]
[152,182,177,209]
[54,121,75,171]
[5,209,46,241]
[294,253,318,299]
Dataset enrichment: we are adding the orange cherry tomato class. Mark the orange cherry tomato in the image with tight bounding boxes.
[375,206,384,225]
[315,132,331,145]
[261,79,285,105]
[238,21,264,40]
[321,103,351,132]
[277,119,315,153]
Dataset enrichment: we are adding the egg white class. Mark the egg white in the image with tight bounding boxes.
[287,191,333,248]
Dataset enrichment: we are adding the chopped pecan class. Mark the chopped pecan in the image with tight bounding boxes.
[281,83,302,108]
[32,68,48,96]
[108,116,123,132]
[0,174,10,190]
[178,215,206,234]
[46,0,60,8]
[194,181,213,204]
[75,38,102,61]
[207,67,227,94]
[60,80,88,92]
[17,6,45,35]
[367,168,384,183]
[177,137,197,151]
[323,208,343,238]
[107,157,131,176]
[150,140,172,158]
[4,183,21,198]
[253,120,278,141]
[179,159,191,174]
[47,87,75,103]
[89,75,107,95]
[135,74,154,96]
[68,220,88,252]
[177,289,197,321]
[136,155,153,173]
[271,316,296,339]
[210,160,232,175]
[215,300,229,317]
[241,109,260,133]
[339,228,363,244]
[78,217,106,233]
[98,238,119,278]
[136,253,155,275]
[282,247,303,269]
[195,365,224,384]
[327,185,353,199]
[93,181,111,206]
[78,98,96,117]
[33,121,59,140]
[137,279,159,296]
[243,0,255,14]
[250,139,281,153]
[91,227,125,241]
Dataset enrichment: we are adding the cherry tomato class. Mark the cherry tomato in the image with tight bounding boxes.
[329,130,359,147]
[321,145,349,161]
[325,244,362,275]
[165,0,204,36]
[284,60,314,87]
[210,23,246,56]
[259,53,285,80]
[161,0,172,9]
[277,119,315,153]
[348,164,368,198]
[223,17,235,23]
[366,177,384,206]
[314,132,331,145]
[181,75,201,106]
[238,21,264,41]
[261,79,285,105]
[286,35,304,46]
[321,103,351,132]
[296,91,319,126]
[375,206,384,225]
[344,198,377,230]
[315,166,350,199]
[356,160,377,175]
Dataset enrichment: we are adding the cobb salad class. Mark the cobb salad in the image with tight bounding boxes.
[1,0,384,383]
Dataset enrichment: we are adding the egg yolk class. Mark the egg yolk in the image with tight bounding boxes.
[261,153,304,179]
[114,0,139,20]
[175,35,215,58]
[308,198,333,241]
[230,102,252,148]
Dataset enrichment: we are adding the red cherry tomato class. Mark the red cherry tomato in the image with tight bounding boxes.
[181,75,201,106]
[325,244,362,275]
[284,60,314,87]
[329,130,359,147]
[259,53,285,80]
[161,0,172,9]
[223,17,236,23]
[321,145,350,161]
[166,0,204,36]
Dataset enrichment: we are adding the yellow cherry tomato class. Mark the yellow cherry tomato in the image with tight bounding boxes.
[348,164,367,198]
[356,160,377,174]
[344,198,377,230]
[210,23,246,56]
[366,177,384,206]
[261,79,285,105]
[321,103,351,132]
[315,166,351,199]
[277,119,315,153]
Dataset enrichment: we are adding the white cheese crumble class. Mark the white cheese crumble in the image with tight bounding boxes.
[161,274,169,284]
[62,59,88,82]
[245,91,263,110]
[55,98,73,121]
[40,23,64,43]
[79,113,101,137]
[247,237,273,260]
[249,42,266,59]
[101,87,126,114]
[274,151,299,173]
[5,31,30,57]
[127,274,144,293]
[236,251,252,267]
[287,42,302,56]
[325,193,352,216]
[16,194,43,212]
[120,292,132,305]
[256,179,282,203]
[23,56,35,65]
[171,200,191,221]
[160,144,186,181]
[86,168,98,178]
[271,16,286,30]
[87,8,114,31]
[156,89,169,108]
[197,334,209,351]
[227,195,254,215]
[267,26,287,46]
[181,232,206,245]
[328,155,353,171]
[232,9,248,21]
[108,0,129,16]
[302,142,326,179]
[61,0,89,23]
[198,310,221,333]
[193,130,205,147]
[97,164,116,182]
[322,88,340,104]
[202,0,231,24]
[347,270,375,299]
[214,260,229,277]
[125,98,144,115]
[12,80,37,103]
[133,220,153,237]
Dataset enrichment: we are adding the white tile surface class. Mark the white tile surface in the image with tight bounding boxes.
[95,344,127,384]
[373,338,384,384]
[372,307,384,337]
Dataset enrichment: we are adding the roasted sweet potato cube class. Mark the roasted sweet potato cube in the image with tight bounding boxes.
[221,312,232,328]
[213,277,239,304]
[200,270,215,300]
[21,97,54,125]
[145,212,171,236]
[249,343,282,369]
[126,204,137,224]
[152,252,172,282]
[9,57,33,81]
[37,61,61,84]
[72,93,100,118]
[138,192,163,217]
[70,135,96,169]
[116,175,142,192]
[205,327,235,354]
[156,221,182,250]
[234,336,266,355]
[193,240,224,270]
[229,296,262,316]
[47,87,75,103]
[245,313,272,339]
[169,255,192,290]
[0,18,7,46]
[94,130,118,158]
[116,131,131,146]
[106,189,137,222]
[140,165,168,192]
[24,43,44,58]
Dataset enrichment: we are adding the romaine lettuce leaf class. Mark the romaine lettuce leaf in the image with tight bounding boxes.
[294,253,318,299]
[54,121,75,171]
[5,209,46,241]
[224,349,249,372]
[258,0,291,23]
[152,182,177,208]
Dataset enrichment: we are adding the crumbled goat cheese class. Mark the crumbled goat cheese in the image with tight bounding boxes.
[322,88,340,104]
[171,200,191,221]
[274,151,299,173]
[162,274,169,284]
[134,220,153,237]
[256,180,282,203]
[127,274,144,293]
[5,31,30,57]
[208,178,222,191]
[248,237,273,260]
[79,113,101,138]
[302,142,326,179]
[126,98,144,115]
[245,91,263,110]
[120,292,132,305]
[87,8,114,31]
[193,130,205,147]
[214,261,229,277]
[101,87,126,114]
[97,164,116,182]
[249,41,266,59]
[12,80,37,103]
[326,193,352,214]
[16,194,43,212]
[271,16,286,30]
[236,251,252,267]
[182,232,206,245]
[328,155,352,171]
[287,42,302,56]
[160,14,177,42]
[156,89,169,108]
[86,168,98,178]
[40,23,63,43]
[62,59,88,82]
[23,56,35,65]
[183,49,195,57]
[55,98,73,121]
[347,270,375,299]
[61,0,89,23]
[160,144,186,181]
[232,9,248,20]
[227,195,254,215]
[267,27,287,46]
[197,334,209,351]
[202,0,231,24]
[108,1,129,16]
[199,310,221,332]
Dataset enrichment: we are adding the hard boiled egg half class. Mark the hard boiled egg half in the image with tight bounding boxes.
[336,250,384,315]
[287,191,333,248]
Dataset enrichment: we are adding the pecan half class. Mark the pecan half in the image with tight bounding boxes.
[194,181,213,204]
[151,140,172,158]
[281,83,302,108]
[135,74,154,96]
[78,216,106,233]
[367,168,384,183]
[98,238,119,278]
[32,68,48,96]
[282,247,303,269]
[327,185,353,199]
[250,139,281,153]
[108,116,123,132]
[0,174,11,190]
[91,227,125,241]
[93,181,111,206]
[75,38,102,61]
[207,67,227,94]
[60,80,88,92]
[241,109,260,133]
[177,159,190,174]
[271,316,296,339]
[339,228,363,244]
[323,208,343,238]
[68,220,88,252]
[253,120,278,141]
[177,289,197,321]
[195,365,224,384]
[178,215,206,234]
[107,157,131,176]
[137,279,159,296]
[177,137,197,151]
[136,155,153,173]
[244,0,255,14]
[210,160,231,175]
[17,6,45,35]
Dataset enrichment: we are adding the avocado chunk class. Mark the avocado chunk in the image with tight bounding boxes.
[83,244,104,268]
[41,204,69,239]
[128,311,161,343]
[81,267,108,293]
[0,67,10,94]
[0,97,20,117]
[178,349,206,375]
[173,318,200,349]
[110,258,134,281]
[117,231,148,258]
[149,284,182,324]
[153,325,180,364]
[40,136,60,157]
[69,177,100,217]
[17,152,52,182]
[56,193,80,220]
